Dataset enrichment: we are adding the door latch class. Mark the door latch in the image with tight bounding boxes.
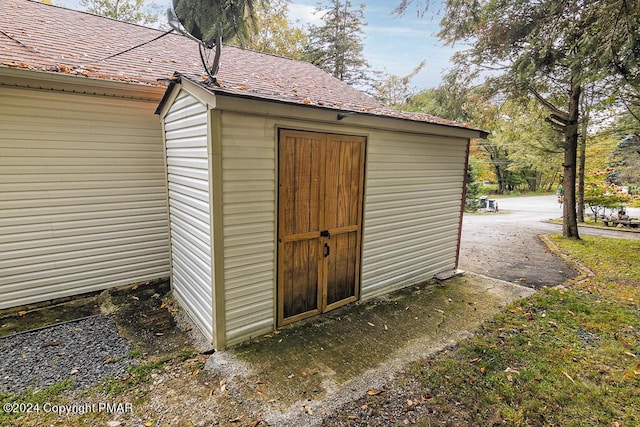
[320,230,330,237]
[324,243,330,257]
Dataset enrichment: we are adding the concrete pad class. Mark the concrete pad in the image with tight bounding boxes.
[204,273,535,427]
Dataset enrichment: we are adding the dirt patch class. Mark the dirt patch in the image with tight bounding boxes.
[617,279,640,288]
[110,281,193,358]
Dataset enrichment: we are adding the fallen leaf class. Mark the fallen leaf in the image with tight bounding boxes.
[18,311,27,317]
[504,367,520,375]
[287,373,295,379]
[132,285,139,290]
[160,302,168,309]
[480,367,486,374]
[155,332,164,336]
[130,295,139,301]
[41,340,62,348]
[192,368,200,377]
[302,98,312,104]
[106,421,122,427]
[434,309,444,314]
[273,330,281,335]
[367,322,375,327]
[301,370,308,377]
[209,388,215,396]
[548,321,558,328]
[229,416,242,423]
[250,417,262,427]
[562,371,575,383]
[470,357,482,363]
[367,389,383,396]
[144,421,154,427]
[384,324,388,330]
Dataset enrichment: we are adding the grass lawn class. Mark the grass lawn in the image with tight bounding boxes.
[403,235,640,425]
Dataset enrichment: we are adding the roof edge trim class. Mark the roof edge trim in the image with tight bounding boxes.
[0,66,166,101]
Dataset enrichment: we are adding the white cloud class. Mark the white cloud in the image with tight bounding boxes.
[287,4,326,27]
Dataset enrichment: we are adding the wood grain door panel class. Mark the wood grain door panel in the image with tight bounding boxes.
[281,238,321,319]
[278,130,365,325]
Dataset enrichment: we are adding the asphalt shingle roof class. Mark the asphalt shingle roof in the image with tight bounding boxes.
[0,0,483,132]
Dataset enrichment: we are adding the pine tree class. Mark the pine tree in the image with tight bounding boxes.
[303,0,369,86]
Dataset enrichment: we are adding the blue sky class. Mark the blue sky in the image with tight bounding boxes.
[286,0,458,90]
[55,0,459,90]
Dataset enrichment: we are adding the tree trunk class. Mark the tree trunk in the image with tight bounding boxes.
[563,81,581,239]
[577,88,590,223]
[577,122,587,222]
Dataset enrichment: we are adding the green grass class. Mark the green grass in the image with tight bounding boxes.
[405,235,640,426]
[99,356,172,396]
[0,380,75,426]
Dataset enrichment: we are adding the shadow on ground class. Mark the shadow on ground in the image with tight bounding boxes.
[1,274,535,426]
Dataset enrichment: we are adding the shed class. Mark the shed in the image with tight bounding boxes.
[156,70,485,348]
[1,0,485,349]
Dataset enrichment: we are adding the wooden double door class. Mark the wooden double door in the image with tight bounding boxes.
[277,130,366,325]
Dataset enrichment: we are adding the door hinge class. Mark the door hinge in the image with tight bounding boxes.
[324,243,330,257]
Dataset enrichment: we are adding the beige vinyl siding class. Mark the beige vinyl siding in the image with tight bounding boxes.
[360,132,468,299]
[0,86,169,309]
[220,113,275,345]
[164,91,214,341]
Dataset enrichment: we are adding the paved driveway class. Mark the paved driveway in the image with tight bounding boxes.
[459,195,640,288]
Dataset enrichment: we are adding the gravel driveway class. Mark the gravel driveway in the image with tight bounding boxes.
[459,195,640,288]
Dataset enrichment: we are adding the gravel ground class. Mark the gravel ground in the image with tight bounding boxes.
[0,314,132,394]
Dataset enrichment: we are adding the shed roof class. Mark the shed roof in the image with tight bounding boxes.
[0,0,485,134]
